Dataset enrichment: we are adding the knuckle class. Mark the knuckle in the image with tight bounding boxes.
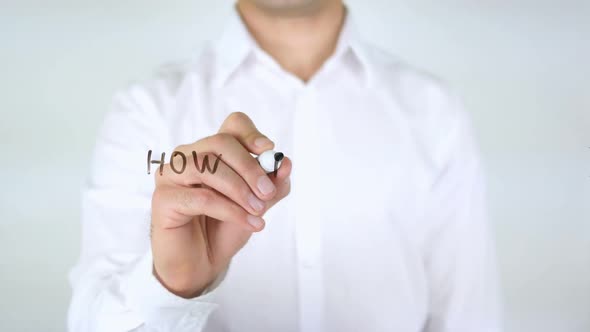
[171,144,192,161]
[151,187,165,205]
[202,151,219,159]
[183,152,222,182]
[239,185,254,203]
[174,189,192,210]
[225,111,249,126]
[245,131,262,143]
[276,181,291,200]
[151,186,172,211]
[244,163,265,180]
[180,159,200,185]
[195,151,220,167]
[212,133,234,147]
[192,188,213,207]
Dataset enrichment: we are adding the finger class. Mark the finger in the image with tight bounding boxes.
[152,185,265,232]
[268,156,291,183]
[219,112,274,154]
[155,152,266,216]
[263,157,292,209]
[189,134,278,200]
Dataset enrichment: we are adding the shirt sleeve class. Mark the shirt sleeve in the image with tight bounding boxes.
[421,93,503,332]
[67,85,219,332]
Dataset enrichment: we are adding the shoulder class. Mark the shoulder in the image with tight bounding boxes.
[359,42,477,166]
[110,43,217,117]
[360,41,459,117]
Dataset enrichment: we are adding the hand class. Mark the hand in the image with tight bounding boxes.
[150,112,292,298]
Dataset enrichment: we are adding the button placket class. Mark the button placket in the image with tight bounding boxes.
[291,87,324,331]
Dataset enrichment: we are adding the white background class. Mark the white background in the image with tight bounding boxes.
[0,1,588,331]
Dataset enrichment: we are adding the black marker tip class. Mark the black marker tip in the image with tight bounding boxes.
[274,152,284,162]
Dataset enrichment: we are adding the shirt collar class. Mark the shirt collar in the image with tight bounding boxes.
[212,7,372,89]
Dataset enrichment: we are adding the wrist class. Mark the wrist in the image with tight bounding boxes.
[152,263,212,299]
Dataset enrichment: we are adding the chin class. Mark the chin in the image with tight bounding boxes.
[249,0,331,14]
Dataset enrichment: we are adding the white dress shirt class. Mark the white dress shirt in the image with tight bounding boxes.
[68,9,502,332]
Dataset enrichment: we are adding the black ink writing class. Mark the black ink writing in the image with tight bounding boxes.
[147,150,222,176]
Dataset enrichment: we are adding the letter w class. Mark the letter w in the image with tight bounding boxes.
[192,151,222,174]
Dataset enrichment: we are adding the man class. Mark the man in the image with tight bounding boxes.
[68,0,502,331]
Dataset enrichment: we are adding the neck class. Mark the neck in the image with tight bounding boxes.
[237,1,345,82]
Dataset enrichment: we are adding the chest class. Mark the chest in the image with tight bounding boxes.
[170,84,430,252]
[170,85,431,330]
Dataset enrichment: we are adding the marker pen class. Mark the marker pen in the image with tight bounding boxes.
[257,150,284,174]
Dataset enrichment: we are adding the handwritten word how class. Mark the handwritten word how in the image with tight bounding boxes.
[147,150,222,176]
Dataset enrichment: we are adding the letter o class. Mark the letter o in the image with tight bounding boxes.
[170,151,187,174]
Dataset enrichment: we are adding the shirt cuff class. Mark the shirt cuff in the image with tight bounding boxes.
[120,249,219,331]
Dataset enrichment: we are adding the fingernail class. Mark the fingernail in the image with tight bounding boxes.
[284,177,290,185]
[254,137,273,148]
[248,193,265,212]
[247,215,264,229]
[257,175,276,195]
